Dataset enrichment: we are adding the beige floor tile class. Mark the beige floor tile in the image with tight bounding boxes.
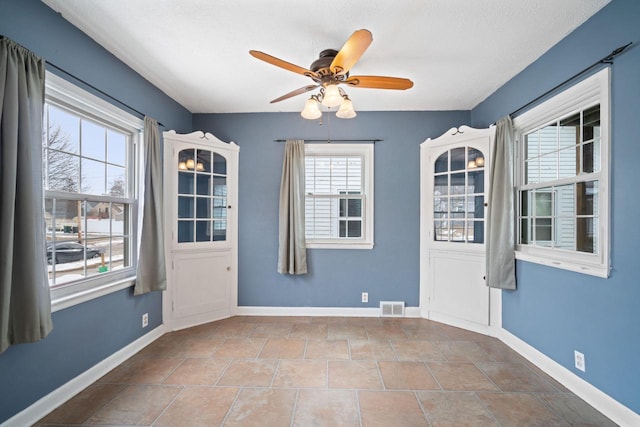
[438,323,492,341]
[259,337,306,359]
[416,391,499,426]
[391,340,447,361]
[349,340,396,360]
[154,386,238,427]
[329,360,383,389]
[217,359,278,386]
[305,339,350,360]
[210,322,256,338]
[435,341,495,362]
[477,392,570,427]
[213,338,266,358]
[427,362,498,391]
[401,324,450,340]
[290,323,328,339]
[38,383,126,424]
[162,358,230,385]
[98,357,182,384]
[365,325,407,340]
[327,324,368,340]
[537,393,618,426]
[224,388,297,427]
[273,359,328,388]
[476,362,558,393]
[359,390,429,427]
[249,322,292,338]
[84,384,181,425]
[476,338,529,364]
[293,389,360,427]
[378,361,440,390]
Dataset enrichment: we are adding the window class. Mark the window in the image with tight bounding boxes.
[433,146,486,243]
[304,143,374,249]
[44,73,142,308]
[177,148,228,243]
[514,68,609,277]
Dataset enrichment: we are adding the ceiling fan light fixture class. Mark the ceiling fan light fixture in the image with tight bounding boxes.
[336,96,356,119]
[301,97,322,120]
[321,84,342,107]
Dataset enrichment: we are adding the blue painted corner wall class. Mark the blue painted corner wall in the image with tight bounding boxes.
[193,111,469,309]
[472,0,640,414]
[0,0,192,422]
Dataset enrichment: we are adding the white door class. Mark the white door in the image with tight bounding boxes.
[163,131,239,331]
[420,126,499,333]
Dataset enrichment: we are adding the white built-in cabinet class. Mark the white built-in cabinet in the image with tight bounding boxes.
[162,131,239,331]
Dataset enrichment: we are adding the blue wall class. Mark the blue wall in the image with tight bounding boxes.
[472,0,640,414]
[0,0,192,422]
[194,111,469,308]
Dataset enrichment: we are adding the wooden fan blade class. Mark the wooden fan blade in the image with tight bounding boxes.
[250,50,318,79]
[330,29,373,75]
[270,85,319,103]
[343,75,414,90]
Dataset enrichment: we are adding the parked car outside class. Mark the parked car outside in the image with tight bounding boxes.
[47,242,102,264]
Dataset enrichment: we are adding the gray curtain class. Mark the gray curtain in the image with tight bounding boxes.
[134,117,166,295]
[486,116,517,290]
[277,140,307,274]
[0,37,53,353]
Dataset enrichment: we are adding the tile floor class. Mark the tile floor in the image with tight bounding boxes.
[35,316,617,426]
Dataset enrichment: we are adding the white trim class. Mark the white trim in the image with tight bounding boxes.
[236,306,422,318]
[304,143,374,249]
[498,328,640,427]
[51,276,135,312]
[513,68,610,277]
[2,325,166,427]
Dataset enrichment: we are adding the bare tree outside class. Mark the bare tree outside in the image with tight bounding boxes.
[109,178,125,197]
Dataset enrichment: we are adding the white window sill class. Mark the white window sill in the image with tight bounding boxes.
[515,251,609,279]
[51,276,136,312]
[306,242,374,250]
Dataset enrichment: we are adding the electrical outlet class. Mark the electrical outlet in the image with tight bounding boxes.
[142,313,149,328]
[574,350,585,372]
[361,292,368,303]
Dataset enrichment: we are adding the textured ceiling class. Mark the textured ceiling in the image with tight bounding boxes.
[42,0,610,114]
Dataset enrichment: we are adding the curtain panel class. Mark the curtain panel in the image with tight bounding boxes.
[277,139,307,275]
[0,36,53,353]
[134,117,166,295]
[486,116,517,290]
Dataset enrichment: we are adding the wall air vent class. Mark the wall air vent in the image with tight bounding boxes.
[380,301,405,317]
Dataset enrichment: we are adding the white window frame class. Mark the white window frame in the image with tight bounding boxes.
[304,143,374,249]
[45,72,144,311]
[513,68,610,278]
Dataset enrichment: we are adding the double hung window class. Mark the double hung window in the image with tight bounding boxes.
[514,69,610,277]
[304,143,374,249]
[44,73,142,306]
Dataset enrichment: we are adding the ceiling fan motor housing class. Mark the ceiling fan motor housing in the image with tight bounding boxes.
[310,49,347,81]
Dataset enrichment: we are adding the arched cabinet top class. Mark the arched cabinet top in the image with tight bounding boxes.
[421,125,495,148]
[163,130,239,152]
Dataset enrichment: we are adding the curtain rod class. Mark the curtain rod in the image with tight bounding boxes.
[509,41,633,118]
[274,139,382,143]
[46,61,166,128]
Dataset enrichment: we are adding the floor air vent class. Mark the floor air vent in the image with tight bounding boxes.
[380,301,405,317]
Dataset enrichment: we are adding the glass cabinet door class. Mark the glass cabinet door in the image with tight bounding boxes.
[433,146,486,244]
[177,148,228,243]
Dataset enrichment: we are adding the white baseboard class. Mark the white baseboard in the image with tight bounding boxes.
[236,306,422,318]
[2,325,166,427]
[498,329,639,427]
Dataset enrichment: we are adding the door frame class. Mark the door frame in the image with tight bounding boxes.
[162,130,239,331]
[419,125,502,334]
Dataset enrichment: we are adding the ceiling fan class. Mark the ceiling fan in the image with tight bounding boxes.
[249,29,413,119]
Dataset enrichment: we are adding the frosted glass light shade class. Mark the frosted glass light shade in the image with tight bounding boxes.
[321,84,342,107]
[336,98,356,119]
[186,159,195,170]
[301,98,322,120]
[178,161,188,170]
